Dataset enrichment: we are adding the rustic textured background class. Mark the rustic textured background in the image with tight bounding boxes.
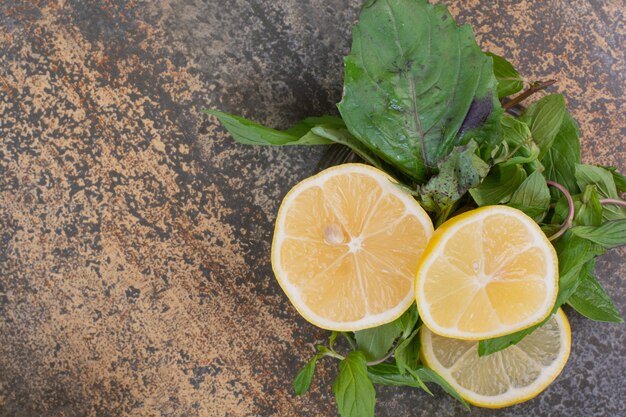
[1,1,624,416]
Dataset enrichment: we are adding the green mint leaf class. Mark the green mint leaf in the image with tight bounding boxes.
[571,185,603,227]
[413,367,470,410]
[601,166,626,192]
[338,0,500,183]
[479,233,604,355]
[519,94,567,159]
[508,170,550,219]
[406,367,432,395]
[333,351,376,417]
[368,363,469,409]
[575,164,626,221]
[368,363,420,387]
[570,220,626,249]
[575,164,619,199]
[486,52,524,98]
[469,163,527,206]
[355,321,402,362]
[497,116,540,167]
[419,141,490,215]
[205,109,341,145]
[293,354,321,395]
[396,304,419,339]
[394,327,421,374]
[329,331,338,350]
[568,265,624,323]
[541,112,581,196]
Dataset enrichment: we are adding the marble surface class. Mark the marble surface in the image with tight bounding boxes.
[0,1,624,416]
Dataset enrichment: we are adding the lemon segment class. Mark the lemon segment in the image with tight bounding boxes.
[272,164,433,331]
[420,309,571,408]
[416,205,558,340]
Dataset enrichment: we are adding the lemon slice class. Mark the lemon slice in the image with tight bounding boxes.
[421,308,571,408]
[416,205,558,340]
[272,163,433,331]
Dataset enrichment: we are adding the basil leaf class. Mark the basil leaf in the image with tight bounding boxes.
[419,141,490,215]
[333,351,376,417]
[498,116,540,167]
[508,171,550,219]
[338,0,500,183]
[519,94,567,159]
[570,220,626,249]
[541,112,581,196]
[413,367,470,410]
[293,354,321,395]
[578,186,603,226]
[310,126,407,182]
[479,233,605,356]
[367,363,420,387]
[205,109,341,145]
[575,164,626,220]
[469,163,527,206]
[355,321,402,362]
[395,327,421,374]
[568,268,624,323]
[486,52,524,98]
[396,304,419,339]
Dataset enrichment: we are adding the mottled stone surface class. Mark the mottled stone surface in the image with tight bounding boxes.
[0,1,624,416]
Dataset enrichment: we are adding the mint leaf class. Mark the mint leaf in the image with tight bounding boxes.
[469,163,527,206]
[368,363,421,387]
[338,0,500,183]
[396,304,419,339]
[575,164,626,220]
[486,52,524,98]
[293,354,321,395]
[519,94,567,159]
[574,185,603,227]
[602,166,626,192]
[333,351,376,417]
[575,164,620,199]
[568,265,624,323]
[541,112,581,196]
[355,321,402,362]
[419,141,489,215]
[395,327,421,374]
[498,116,540,167]
[205,109,341,145]
[508,170,550,219]
[570,220,626,249]
[413,367,470,410]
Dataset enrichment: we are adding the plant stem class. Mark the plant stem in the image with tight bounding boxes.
[600,198,626,208]
[340,332,357,350]
[546,180,575,241]
[366,343,398,367]
[322,350,345,361]
[503,80,556,110]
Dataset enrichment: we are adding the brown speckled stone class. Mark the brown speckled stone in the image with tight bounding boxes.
[0,1,623,416]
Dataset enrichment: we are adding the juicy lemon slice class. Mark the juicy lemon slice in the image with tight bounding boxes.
[416,205,558,339]
[421,308,571,408]
[272,163,433,331]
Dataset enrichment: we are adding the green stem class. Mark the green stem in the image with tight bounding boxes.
[546,180,574,241]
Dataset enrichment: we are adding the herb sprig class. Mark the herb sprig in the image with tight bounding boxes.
[204,0,624,415]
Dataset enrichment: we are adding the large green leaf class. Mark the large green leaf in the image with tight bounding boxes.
[570,220,626,249]
[519,94,567,159]
[333,351,376,417]
[338,0,500,183]
[541,112,581,196]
